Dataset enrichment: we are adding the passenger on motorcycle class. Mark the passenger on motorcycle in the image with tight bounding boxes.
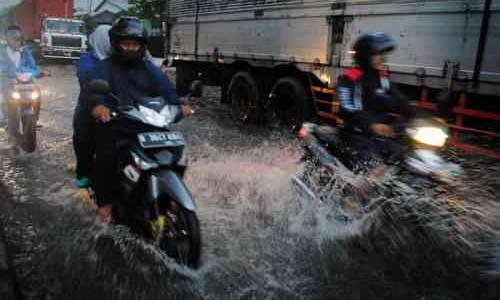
[90,17,192,222]
[338,32,415,171]
[73,24,112,189]
[0,25,48,128]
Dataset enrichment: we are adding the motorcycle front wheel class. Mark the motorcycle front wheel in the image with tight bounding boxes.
[20,114,36,153]
[160,206,201,268]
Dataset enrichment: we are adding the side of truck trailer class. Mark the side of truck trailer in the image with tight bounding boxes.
[165,0,500,155]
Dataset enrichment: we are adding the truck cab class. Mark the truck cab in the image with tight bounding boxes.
[41,18,87,60]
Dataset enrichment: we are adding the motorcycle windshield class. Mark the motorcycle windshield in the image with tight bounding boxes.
[16,72,34,83]
[124,97,181,128]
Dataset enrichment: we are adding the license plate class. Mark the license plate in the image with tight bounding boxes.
[138,132,185,148]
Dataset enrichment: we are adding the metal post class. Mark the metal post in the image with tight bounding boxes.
[194,0,200,59]
[472,0,492,85]
[163,0,170,60]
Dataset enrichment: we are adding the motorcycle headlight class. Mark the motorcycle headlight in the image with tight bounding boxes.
[11,91,21,100]
[31,91,40,100]
[409,127,448,147]
[131,151,158,171]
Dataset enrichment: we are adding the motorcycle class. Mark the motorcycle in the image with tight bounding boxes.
[291,117,462,216]
[7,72,42,153]
[88,79,201,268]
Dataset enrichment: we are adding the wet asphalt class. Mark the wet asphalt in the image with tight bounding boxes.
[0,63,498,300]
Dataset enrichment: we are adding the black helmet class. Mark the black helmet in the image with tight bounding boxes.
[353,32,396,70]
[109,16,148,65]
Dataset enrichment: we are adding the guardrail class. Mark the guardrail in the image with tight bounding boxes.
[311,85,500,159]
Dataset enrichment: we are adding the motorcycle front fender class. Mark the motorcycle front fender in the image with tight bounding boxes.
[148,170,196,212]
[19,106,35,116]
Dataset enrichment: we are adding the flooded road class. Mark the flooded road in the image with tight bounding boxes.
[0,64,498,300]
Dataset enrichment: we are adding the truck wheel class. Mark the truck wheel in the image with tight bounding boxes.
[227,71,263,123]
[176,63,194,97]
[270,77,314,129]
[190,80,203,97]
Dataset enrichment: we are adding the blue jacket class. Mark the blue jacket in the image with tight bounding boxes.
[90,58,179,110]
[76,51,100,114]
[77,51,100,87]
[0,46,41,79]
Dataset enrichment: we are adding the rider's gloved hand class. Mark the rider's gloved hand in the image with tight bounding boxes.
[92,105,112,123]
[371,123,393,137]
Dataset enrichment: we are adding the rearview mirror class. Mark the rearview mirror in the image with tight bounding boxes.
[89,79,111,95]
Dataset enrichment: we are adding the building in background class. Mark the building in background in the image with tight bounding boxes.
[75,0,128,32]
[74,0,128,18]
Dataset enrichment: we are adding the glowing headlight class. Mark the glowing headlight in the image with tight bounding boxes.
[31,91,40,100]
[409,127,448,147]
[11,91,21,100]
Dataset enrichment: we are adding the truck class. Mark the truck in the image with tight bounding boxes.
[164,0,500,156]
[40,17,87,60]
[3,0,86,59]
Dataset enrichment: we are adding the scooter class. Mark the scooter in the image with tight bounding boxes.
[89,79,201,268]
[291,117,462,214]
[7,72,42,153]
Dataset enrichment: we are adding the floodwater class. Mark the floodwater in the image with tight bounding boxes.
[0,64,498,300]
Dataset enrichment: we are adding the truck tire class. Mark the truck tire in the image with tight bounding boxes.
[176,63,194,97]
[227,71,263,123]
[270,76,314,129]
[190,80,203,97]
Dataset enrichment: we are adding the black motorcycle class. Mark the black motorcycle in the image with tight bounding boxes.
[291,118,462,216]
[7,72,41,152]
[89,79,201,268]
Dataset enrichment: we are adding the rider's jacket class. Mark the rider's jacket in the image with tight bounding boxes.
[338,68,411,133]
[88,57,180,111]
[0,46,41,79]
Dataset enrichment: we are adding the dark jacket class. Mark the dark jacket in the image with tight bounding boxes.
[338,68,412,133]
[89,58,179,111]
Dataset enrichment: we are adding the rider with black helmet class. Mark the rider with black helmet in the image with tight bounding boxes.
[338,32,413,167]
[89,16,192,222]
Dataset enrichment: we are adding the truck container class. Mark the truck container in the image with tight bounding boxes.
[165,0,500,156]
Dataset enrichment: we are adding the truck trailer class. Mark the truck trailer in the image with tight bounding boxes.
[165,0,500,155]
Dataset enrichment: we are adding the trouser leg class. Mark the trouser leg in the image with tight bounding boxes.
[93,122,119,206]
[7,99,17,135]
[73,110,96,179]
